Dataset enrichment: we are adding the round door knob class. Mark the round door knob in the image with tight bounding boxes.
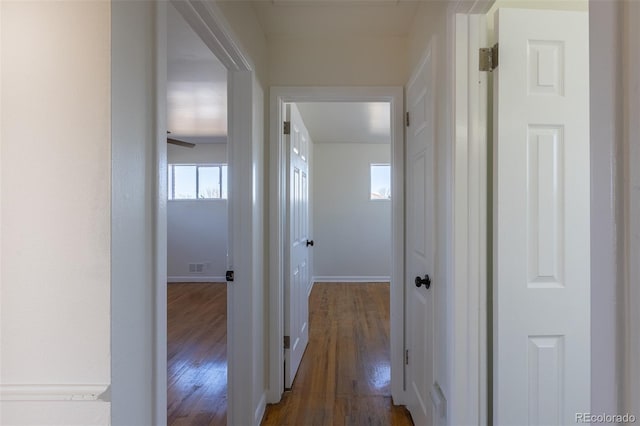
[415,274,431,289]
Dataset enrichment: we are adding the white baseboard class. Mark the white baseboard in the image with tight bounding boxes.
[312,276,391,283]
[254,391,267,426]
[167,276,226,283]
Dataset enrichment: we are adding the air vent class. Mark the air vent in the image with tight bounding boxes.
[189,263,204,273]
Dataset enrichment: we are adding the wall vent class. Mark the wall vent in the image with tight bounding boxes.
[189,263,205,273]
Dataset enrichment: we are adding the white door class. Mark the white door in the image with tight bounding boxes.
[493,9,590,424]
[405,46,436,426]
[284,103,311,388]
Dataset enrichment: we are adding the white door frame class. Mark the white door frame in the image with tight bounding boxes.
[448,0,494,423]
[155,1,255,425]
[623,0,640,416]
[268,87,406,403]
[452,12,489,425]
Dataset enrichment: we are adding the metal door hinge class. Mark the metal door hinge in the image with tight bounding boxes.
[284,335,290,349]
[405,349,409,365]
[225,270,234,282]
[283,121,291,135]
[406,112,410,127]
[479,43,499,72]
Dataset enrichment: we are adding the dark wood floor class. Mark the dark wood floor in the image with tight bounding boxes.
[262,283,414,426]
[167,283,227,426]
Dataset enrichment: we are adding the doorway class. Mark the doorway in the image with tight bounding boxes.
[150,1,258,425]
[296,102,393,284]
[268,88,406,405]
[265,100,400,420]
[165,3,229,424]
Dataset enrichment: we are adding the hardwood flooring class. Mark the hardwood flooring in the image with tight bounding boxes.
[262,283,414,426]
[167,282,413,426]
[167,283,227,426]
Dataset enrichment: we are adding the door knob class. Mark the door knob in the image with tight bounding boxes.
[306,240,314,247]
[415,275,431,289]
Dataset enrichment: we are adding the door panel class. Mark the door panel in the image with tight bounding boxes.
[493,9,590,424]
[406,45,436,426]
[285,103,311,388]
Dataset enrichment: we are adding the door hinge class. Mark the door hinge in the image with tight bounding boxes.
[283,121,291,135]
[225,270,234,282]
[405,112,410,127]
[479,43,499,72]
[405,349,409,365]
[284,335,290,349]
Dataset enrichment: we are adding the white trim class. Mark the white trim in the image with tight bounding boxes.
[0,0,3,397]
[154,3,168,424]
[623,0,640,416]
[461,0,494,14]
[167,276,226,283]
[451,13,488,426]
[254,393,266,426]
[312,276,391,283]
[445,1,495,423]
[0,385,110,402]
[269,86,405,405]
[226,70,256,426]
[169,0,252,72]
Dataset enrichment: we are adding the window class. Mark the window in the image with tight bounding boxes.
[370,164,391,200]
[168,164,227,200]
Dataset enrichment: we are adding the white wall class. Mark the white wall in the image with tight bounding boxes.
[269,35,409,86]
[167,141,226,163]
[167,144,228,282]
[312,143,391,281]
[0,1,111,424]
[215,1,268,88]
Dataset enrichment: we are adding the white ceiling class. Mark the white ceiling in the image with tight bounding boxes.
[166,2,406,145]
[296,102,391,144]
[251,0,420,37]
[167,3,227,143]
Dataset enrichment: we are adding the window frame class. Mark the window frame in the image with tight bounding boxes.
[168,163,228,200]
[369,162,391,201]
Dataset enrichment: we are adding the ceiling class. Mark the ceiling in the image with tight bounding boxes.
[166,2,403,145]
[167,3,227,143]
[296,102,391,144]
[250,0,421,38]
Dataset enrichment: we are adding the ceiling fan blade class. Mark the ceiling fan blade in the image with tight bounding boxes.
[167,137,196,148]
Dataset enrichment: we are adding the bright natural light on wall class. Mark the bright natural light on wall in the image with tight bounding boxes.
[168,164,227,200]
[370,164,391,200]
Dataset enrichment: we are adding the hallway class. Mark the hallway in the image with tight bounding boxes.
[262,283,413,426]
